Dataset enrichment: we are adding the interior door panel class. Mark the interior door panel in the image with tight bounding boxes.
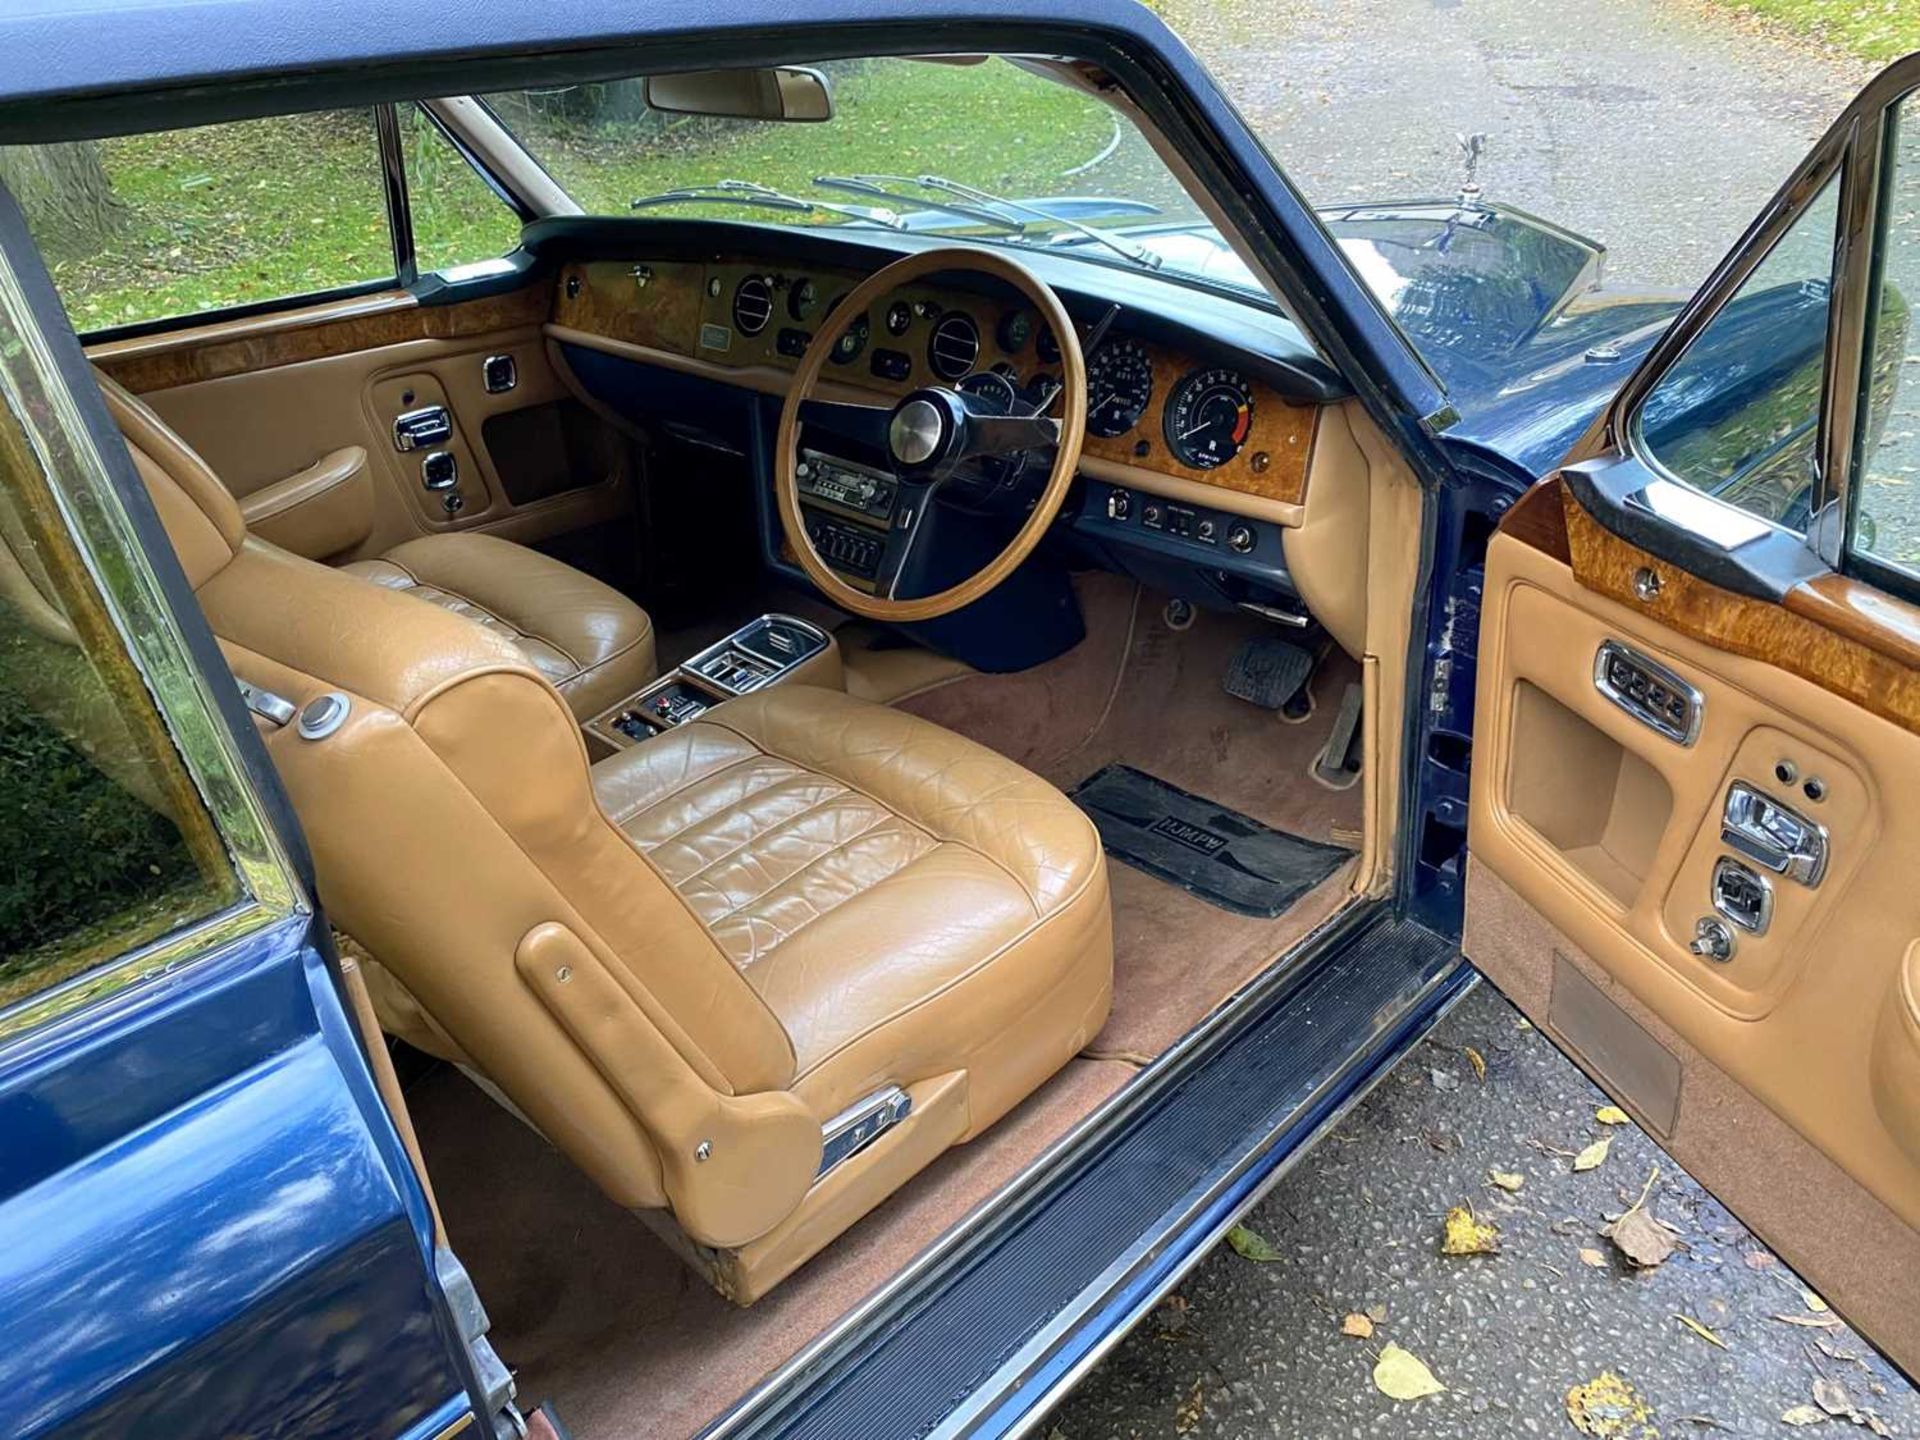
[86,286,635,563]
[1468,481,1920,1373]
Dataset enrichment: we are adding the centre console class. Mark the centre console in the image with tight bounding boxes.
[584,613,839,755]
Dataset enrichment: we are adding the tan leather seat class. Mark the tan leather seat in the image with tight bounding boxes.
[343,534,655,721]
[98,373,1113,1303]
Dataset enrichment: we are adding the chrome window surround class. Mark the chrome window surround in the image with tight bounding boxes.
[0,243,306,1045]
[1610,54,1920,577]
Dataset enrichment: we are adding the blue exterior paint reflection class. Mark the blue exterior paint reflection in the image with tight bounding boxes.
[0,917,467,1440]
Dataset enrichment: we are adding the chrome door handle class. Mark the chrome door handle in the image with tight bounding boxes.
[1721,781,1827,886]
[393,405,451,452]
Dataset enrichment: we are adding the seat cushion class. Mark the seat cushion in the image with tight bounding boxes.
[591,685,1113,1131]
[344,533,655,720]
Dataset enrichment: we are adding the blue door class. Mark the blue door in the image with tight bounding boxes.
[0,197,503,1438]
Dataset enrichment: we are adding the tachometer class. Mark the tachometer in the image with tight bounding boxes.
[1163,367,1254,470]
[1084,338,1154,439]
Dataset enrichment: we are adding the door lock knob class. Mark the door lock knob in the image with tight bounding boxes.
[1688,916,1737,963]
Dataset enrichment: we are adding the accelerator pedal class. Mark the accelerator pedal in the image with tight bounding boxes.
[1224,635,1315,715]
[1312,682,1365,790]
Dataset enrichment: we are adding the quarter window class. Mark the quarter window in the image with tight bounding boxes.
[404,106,525,277]
[1635,176,1841,533]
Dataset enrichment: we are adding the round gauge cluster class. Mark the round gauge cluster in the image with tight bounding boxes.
[1084,338,1154,439]
[1163,367,1254,470]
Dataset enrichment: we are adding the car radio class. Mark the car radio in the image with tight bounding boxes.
[798,449,897,523]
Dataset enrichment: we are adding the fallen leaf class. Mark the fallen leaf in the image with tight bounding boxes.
[1573,1135,1613,1172]
[1781,1404,1828,1426]
[1773,1313,1844,1330]
[1489,1169,1526,1193]
[1422,1127,1460,1154]
[1579,1247,1609,1268]
[1372,1342,1445,1400]
[1803,1289,1831,1314]
[1866,1413,1893,1437]
[1174,1376,1206,1434]
[1674,1314,1728,1350]
[1596,1105,1632,1126]
[1464,1045,1487,1082]
[1341,1311,1374,1338]
[1366,1302,1389,1323]
[1565,1371,1657,1437]
[1440,1204,1501,1256]
[1225,1224,1283,1263]
[1813,1378,1855,1418]
[1605,1207,1679,1269]
[1744,1249,1777,1270]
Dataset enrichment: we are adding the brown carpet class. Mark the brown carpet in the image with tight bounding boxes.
[900,573,1365,1059]
[413,1056,1133,1440]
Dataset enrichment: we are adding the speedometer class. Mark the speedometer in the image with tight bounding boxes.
[1163,367,1254,470]
[1084,338,1154,439]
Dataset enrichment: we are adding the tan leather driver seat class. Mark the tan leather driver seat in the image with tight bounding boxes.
[99,374,1114,1303]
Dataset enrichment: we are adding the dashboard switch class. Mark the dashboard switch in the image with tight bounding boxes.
[1226,522,1255,553]
[1106,488,1132,522]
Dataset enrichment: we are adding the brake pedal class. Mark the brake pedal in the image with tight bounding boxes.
[1224,635,1314,713]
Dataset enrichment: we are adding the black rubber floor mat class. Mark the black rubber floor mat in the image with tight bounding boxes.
[1069,764,1353,917]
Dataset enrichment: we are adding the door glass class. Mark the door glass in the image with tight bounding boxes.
[1635,176,1841,533]
[0,110,393,332]
[404,105,524,276]
[0,451,239,1008]
[1852,95,1920,583]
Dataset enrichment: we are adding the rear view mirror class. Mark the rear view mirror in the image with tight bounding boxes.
[643,66,834,123]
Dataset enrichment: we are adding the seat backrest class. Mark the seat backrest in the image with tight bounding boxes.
[96,371,800,1217]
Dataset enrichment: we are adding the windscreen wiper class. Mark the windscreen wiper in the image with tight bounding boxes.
[831,174,1162,270]
[812,175,1029,235]
[629,179,902,228]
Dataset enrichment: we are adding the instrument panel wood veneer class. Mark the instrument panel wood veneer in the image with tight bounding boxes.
[553,257,1318,508]
[90,286,551,392]
[1559,488,1920,737]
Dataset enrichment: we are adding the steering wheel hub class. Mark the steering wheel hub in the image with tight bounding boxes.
[888,393,953,469]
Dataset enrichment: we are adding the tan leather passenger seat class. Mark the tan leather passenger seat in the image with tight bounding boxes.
[344,533,655,721]
[96,368,655,720]
[96,372,1114,1304]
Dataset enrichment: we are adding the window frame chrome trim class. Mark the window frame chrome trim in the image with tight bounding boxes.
[0,240,307,1045]
[1604,53,1920,580]
[376,101,420,289]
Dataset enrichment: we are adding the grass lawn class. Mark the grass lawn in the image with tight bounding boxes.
[1723,0,1920,62]
[31,58,1131,332]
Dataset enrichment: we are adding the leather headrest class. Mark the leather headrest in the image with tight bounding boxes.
[93,367,247,588]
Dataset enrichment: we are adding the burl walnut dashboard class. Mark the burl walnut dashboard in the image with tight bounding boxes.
[548,258,1324,517]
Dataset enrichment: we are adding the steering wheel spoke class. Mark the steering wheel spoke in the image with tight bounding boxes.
[954,403,1061,460]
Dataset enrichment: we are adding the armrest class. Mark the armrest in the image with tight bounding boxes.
[240,445,372,559]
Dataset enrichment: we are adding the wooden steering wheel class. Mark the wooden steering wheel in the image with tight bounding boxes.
[773,247,1087,622]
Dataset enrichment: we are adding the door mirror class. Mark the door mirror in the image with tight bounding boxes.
[642,66,834,123]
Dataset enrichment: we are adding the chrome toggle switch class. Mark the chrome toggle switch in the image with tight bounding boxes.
[1688,916,1736,963]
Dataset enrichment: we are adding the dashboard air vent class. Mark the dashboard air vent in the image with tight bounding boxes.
[733,276,774,336]
[928,312,981,381]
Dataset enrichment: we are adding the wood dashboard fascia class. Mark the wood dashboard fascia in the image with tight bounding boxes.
[551,257,1323,524]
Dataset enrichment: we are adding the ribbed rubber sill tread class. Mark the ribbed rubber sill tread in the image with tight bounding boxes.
[747,919,1461,1440]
